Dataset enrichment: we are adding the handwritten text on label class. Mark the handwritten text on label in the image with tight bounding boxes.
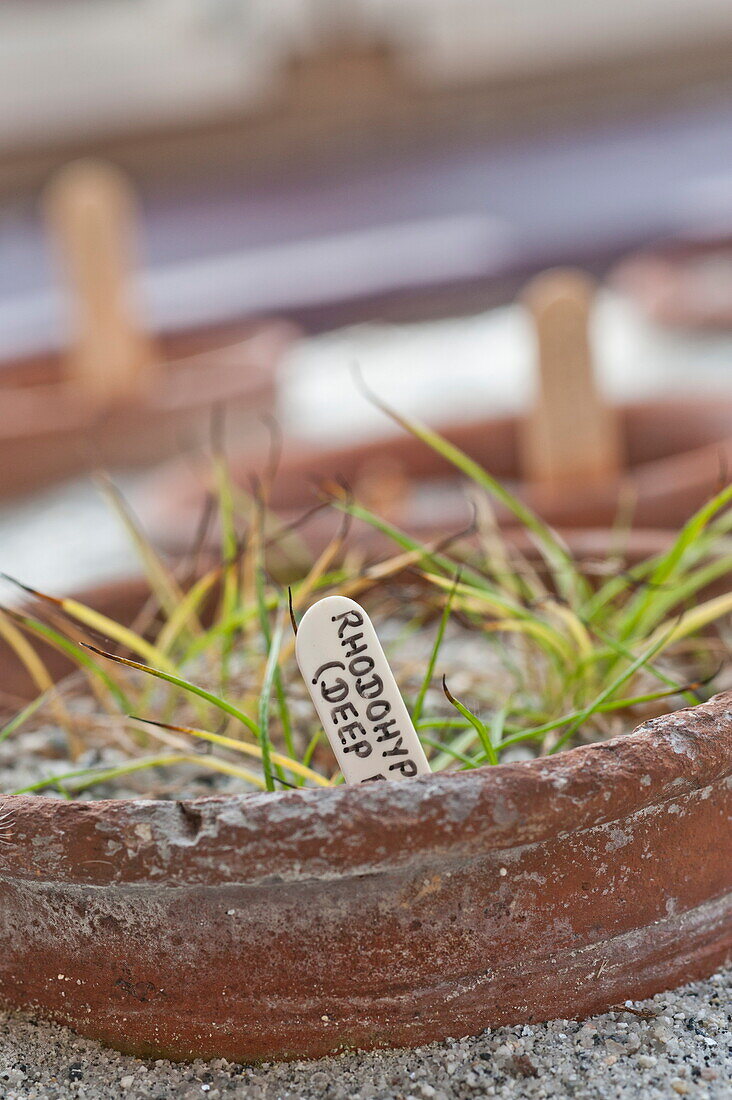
[295,595,431,785]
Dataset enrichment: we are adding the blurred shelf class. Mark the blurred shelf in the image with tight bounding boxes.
[5,99,732,356]
[4,0,732,195]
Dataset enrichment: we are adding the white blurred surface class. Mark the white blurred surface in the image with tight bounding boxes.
[5,0,732,150]
[0,478,141,600]
[281,292,732,444]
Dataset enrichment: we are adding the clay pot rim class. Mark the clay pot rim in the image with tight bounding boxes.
[0,318,298,384]
[0,321,291,409]
[4,691,730,886]
[175,392,732,467]
[146,392,732,517]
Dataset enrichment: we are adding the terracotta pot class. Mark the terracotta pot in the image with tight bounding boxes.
[0,319,296,499]
[0,691,729,1062]
[145,395,732,553]
[611,236,732,330]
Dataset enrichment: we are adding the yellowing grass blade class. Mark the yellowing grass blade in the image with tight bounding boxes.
[131,717,332,786]
[95,474,189,620]
[0,610,56,696]
[650,591,732,650]
[0,610,80,753]
[12,752,267,795]
[82,643,260,737]
[156,567,221,655]
[65,597,179,671]
[481,618,575,664]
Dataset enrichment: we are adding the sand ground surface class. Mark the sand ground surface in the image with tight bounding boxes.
[0,968,728,1099]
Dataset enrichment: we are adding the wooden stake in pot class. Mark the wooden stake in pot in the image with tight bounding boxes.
[296,595,430,784]
[44,159,156,406]
[521,268,622,496]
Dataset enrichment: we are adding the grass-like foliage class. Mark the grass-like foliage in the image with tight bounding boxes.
[1,399,731,798]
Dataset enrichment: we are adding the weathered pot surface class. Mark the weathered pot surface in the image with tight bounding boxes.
[0,319,296,499]
[145,395,732,553]
[0,692,729,1062]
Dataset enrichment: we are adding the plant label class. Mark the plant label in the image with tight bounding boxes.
[296,595,431,785]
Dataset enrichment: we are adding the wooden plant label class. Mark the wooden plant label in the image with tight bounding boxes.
[45,158,155,406]
[296,595,431,785]
[520,268,622,495]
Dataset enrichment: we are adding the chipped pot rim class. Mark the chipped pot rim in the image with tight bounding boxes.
[1,692,730,887]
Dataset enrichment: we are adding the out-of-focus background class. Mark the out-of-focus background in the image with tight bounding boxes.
[3,0,732,596]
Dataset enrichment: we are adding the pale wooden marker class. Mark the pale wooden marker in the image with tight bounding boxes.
[296,595,431,785]
[44,159,155,406]
[520,269,622,495]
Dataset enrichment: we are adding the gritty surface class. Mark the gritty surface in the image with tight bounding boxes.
[5,614,726,802]
[0,970,729,1099]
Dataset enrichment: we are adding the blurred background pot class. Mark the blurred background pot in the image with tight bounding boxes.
[0,319,293,499]
[0,161,296,500]
[0,691,729,1061]
[146,392,732,553]
[142,271,732,554]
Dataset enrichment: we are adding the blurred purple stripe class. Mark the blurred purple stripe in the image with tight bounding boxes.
[1,99,732,355]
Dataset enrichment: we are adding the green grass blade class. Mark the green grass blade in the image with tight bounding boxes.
[352,369,586,603]
[11,752,268,795]
[302,729,323,769]
[421,734,479,767]
[0,691,51,744]
[81,644,260,737]
[11,753,194,794]
[589,623,702,707]
[620,485,732,639]
[5,610,133,712]
[548,623,680,754]
[412,572,460,724]
[258,611,284,792]
[442,675,498,765]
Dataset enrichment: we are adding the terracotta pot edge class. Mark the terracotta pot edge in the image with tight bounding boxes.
[1,691,730,886]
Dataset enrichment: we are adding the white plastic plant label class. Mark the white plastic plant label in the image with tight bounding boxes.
[296,595,431,785]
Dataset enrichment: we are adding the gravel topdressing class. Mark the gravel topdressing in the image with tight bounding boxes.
[0,970,729,1100]
[4,613,724,803]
